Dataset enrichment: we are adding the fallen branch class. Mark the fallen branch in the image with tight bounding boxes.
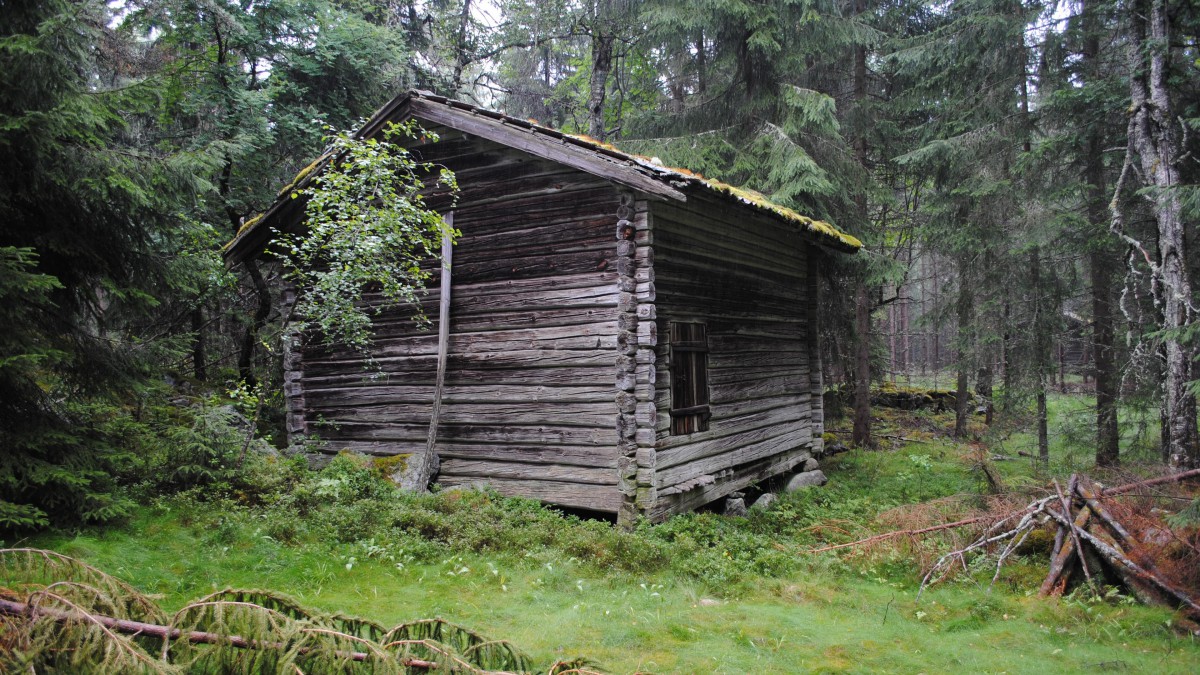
[800,515,992,554]
[919,497,1055,598]
[1100,468,1200,496]
[0,598,438,669]
[1077,477,1132,545]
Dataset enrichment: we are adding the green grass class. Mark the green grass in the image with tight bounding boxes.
[16,400,1200,673]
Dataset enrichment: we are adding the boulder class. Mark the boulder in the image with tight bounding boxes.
[723,491,748,517]
[785,470,828,491]
[751,493,777,510]
[801,457,820,472]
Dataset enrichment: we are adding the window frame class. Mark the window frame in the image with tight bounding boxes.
[668,321,711,435]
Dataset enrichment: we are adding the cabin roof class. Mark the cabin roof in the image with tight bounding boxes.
[224,90,861,262]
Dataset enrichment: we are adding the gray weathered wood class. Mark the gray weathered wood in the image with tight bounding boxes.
[409,98,685,202]
[437,476,623,512]
[405,215,453,491]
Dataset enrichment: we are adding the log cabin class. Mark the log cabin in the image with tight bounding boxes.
[225,90,861,525]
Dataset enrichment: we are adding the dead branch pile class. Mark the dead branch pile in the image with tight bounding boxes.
[917,469,1200,624]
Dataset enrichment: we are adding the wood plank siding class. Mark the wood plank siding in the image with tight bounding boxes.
[255,91,850,523]
[287,130,626,513]
[641,197,823,521]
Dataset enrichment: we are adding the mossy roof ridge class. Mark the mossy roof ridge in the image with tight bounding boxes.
[226,90,861,258]
[540,130,860,250]
[409,91,860,252]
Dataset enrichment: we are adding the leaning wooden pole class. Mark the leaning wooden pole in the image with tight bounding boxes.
[411,213,453,491]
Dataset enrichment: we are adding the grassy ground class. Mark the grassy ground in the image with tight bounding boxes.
[18,395,1200,673]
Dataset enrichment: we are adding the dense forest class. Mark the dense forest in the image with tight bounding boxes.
[4,2,1200,671]
[1,0,1198,529]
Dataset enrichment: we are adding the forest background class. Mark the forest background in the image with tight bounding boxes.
[1,0,1198,532]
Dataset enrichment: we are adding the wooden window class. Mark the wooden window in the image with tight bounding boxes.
[669,322,710,435]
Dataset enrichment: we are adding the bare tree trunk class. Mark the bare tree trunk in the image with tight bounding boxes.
[450,0,473,92]
[955,255,972,439]
[1085,0,1120,467]
[932,258,939,383]
[237,259,271,386]
[888,302,897,381]
[849,19,872,449]
[1126,0,1198,467]
[852,278,872,447]
[588,29,614,139]
[191,306,207,381]
[1001,299,1011,410]
[1030,247,1050,465]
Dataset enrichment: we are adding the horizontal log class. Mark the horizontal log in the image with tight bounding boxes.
[301,348,615,377]
[304,383,616,408]
[306,440,617,469]
[301,365,613,390]
[334,324,619,360]
[440,459,617,485]
[647,449,810,521]
[357,273,618,310]
[707,379,812,404]
[436,476,622,513]
[454,219,614,263]
[653,198,812,265]
[453,185,619,225]
[656,404,807,454]
[368,306,614,336]
[704,364,808,387]
[656,416,809,469]
[317,422,617,446]
[449,172,616,210]
[653,230,806,283]
[449,246,615,283]
[436,442,618,468]
[304,401,615,428]
[656,428,812,489]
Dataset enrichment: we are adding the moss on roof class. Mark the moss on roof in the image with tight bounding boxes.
[562,132,862,251]
[230,91,862,256]
[695,177,863,250]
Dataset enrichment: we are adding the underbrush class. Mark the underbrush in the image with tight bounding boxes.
[14,396,1200,672]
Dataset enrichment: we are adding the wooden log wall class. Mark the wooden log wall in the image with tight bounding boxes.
[644,197,819,521]
[612,193,656,527]
[289,128,626,513]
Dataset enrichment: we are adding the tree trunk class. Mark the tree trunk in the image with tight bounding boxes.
[852,277,872,447]
[955,255,972,439]
[237,259,271,386]
[588,29,614,139]
[849,13,872,449]
[450,0,473,92]
[1030,247,1050,465]
[1001,299,1011,411]
[1127,0,1198,467]
[191,306,207,381]
[1084,0,1120,468]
